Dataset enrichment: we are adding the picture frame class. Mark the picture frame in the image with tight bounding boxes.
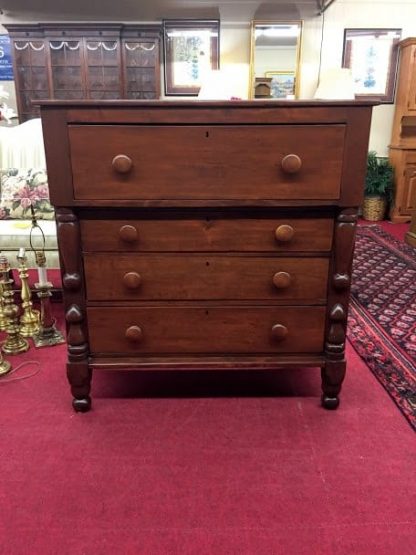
[163,20,220,96]
[265,71,296,99]
[342,28,402,103]
[0,35,14,81]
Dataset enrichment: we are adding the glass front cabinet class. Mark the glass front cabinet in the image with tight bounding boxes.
[6,24,161,121]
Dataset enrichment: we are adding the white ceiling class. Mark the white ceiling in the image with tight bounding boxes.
[0,1,324,24]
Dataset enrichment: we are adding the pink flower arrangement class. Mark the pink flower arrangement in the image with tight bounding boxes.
[0,168,55,219]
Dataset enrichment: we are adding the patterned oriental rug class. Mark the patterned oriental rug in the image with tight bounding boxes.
[348,225,416,430]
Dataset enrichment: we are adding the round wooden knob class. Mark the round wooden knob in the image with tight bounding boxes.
[281,154,302,174]
[272,271,291,289]
[119,224,138,243]
[123,271,141,290]
[112,154,133,174]
[125,325,143,342]
[275,224,295,243]
[271,324,288,341]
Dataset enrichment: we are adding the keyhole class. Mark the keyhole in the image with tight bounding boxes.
[206,261,210,266]
[205,131,209,138]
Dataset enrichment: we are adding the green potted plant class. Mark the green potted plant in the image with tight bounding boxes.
[362,151,394,221]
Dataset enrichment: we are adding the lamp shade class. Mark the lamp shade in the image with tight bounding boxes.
[198,67,248,100]
[314,68,355,100]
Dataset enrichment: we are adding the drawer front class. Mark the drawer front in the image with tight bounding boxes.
[81,217,334,253]
[84,254,329,302]
[87,306,326,354]
[69,125,345,200]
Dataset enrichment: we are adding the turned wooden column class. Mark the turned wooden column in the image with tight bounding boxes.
[56,208,91,412]
[322,208,358,409]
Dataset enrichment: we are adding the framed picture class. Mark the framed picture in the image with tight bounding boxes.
[163,20,220,96]
[265,71,295,99]
[0,35,14,81]
[342,28,402,103]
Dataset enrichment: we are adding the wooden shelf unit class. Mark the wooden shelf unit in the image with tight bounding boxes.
[389,38,416,223]
[6,23,161,122]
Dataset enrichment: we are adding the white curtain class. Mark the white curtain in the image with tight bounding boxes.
[0,118,46,170]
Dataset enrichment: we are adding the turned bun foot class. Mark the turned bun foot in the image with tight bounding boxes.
[321,394,340,410]
[72,396,91,412]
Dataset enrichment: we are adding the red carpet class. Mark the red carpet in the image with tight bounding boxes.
[1,221,415,554]
[348,225,416,429]
[376,220,410,241]
[1,307,416,553]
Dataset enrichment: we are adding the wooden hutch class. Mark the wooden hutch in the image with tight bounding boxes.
[389,37,416,223]
[5,23,161,122]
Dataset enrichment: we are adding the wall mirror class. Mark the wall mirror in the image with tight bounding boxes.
[250,21,302,99]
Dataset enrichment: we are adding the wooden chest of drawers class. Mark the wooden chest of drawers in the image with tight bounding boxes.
[40,100,374,412]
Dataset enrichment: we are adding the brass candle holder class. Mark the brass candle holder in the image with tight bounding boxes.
[0,281,7,331]
[0,349,11,376]
[17,248,40,337]
[32,250,65,348]
[29,207,65,348]
[0,254,29,355]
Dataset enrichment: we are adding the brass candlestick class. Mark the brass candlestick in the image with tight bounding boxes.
[0,254,29,355]
[0,281,7,331]
[0,345,11,376]
[32,251,65,348]
[17,248,40,337]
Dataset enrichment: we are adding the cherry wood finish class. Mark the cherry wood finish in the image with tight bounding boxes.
[56,208,91,412]
[68,124,345,200]
[83,254,329,302]
[87,305,326,354]
[81,217,334,253]
[39,100,374,411]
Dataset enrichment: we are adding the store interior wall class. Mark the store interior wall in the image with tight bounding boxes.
[1,0,416,154]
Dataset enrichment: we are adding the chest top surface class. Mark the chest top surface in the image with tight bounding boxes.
[40,99,374,209]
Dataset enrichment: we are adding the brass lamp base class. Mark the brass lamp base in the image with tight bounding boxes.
[1,335,29,355]
[33,280,65,348]
[0,314,7,331]
[33,325,65,348]
[20,309,40,338]
[0,359,11,376]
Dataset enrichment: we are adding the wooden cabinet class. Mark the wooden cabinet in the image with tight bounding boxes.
[6,24,161,121]
[389,149,416,218]
[406,213,416,246]
[39,100,374,413]
[389,38,416,222]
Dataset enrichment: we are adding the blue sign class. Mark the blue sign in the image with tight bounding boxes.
[0,35,14,81]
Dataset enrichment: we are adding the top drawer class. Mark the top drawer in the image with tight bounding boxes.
[68,125,345,201]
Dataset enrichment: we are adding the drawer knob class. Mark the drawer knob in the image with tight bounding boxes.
[125,325,143,342]
[281,154,302,174]
[275,224,295,242]
[112,154,133,174]
[123,271,142,289]
[119,224,138,243]
[271,324,288,341]
[273,271,291,289]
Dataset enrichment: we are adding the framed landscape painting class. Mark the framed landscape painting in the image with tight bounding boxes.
[342,28,401,103]
[265,71,295,98]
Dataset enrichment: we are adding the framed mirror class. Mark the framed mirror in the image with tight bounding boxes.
[249,21,302,99]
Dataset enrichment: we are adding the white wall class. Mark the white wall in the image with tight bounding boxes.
[2,1,416,153]
[216,0,416,156]
[308,0,416,155]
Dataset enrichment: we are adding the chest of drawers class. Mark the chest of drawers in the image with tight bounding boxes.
[40,100,374,412]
